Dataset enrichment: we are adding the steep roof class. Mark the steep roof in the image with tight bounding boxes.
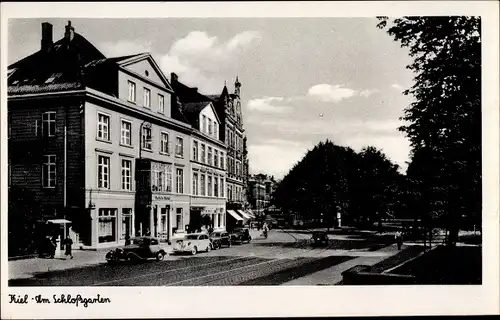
[182,101,210,128]
[8,33,106,94]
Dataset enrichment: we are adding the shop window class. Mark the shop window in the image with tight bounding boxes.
[99,208,117,243]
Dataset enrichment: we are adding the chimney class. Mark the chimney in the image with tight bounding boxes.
[41,22,53,52]
[64,20,75,42]
[171,72,178,83]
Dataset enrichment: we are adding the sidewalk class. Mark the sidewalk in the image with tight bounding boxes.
[9,245,175,280]
[281,243,405,286]
[9,250,108,280]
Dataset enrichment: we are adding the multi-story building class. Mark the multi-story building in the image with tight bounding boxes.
[169,74,227,232]
[247,174,277,215]
[207,80,249,212]
[7,21,193,249]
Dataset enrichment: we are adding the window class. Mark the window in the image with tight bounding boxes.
[128,81,136,102]
[214,123,218,138]
[202,115,207,133]
[200,174,206,196]
[121,159,132,191]
[152,169,164,192]
[98,208,117,243]
[201,144,206,163]
[158,94,164,114]
[121,120,131,146]
[227,185,232,201]
[176,208,183,230]
[42,112,56,137]
[208,119,212,135]
[220,152,224,169]
[193,141,199,162]
[226,129,229,144]
[214,177,218,197]
[97,113,110,141]
[208,176,212,197]
[192,172,199,195]
[176,168,184,193]
[165,164,173,192]
[42,155,56,188]
[175,137,184,157]
[160,132,170,154]
[208,147,213,166]
[142,126,152,150]
[143,87,151,108]
[220,179,224,198]
[121,208,133,240]
[98,155,110,189]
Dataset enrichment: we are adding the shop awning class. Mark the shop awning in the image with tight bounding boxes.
[47,219,72,224]
[245,210,256,218]
[238,210,251,220]
[227,210,243,221]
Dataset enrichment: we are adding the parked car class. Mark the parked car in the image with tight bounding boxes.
[311,231,329,246]
[210,231,232,249]
[231,228,252,244]
[105,236,168,264]
[173,233,212,255]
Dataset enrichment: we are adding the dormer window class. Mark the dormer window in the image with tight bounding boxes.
[145,70,149,77]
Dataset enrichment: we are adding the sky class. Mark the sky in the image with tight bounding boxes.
[8,18,415,179]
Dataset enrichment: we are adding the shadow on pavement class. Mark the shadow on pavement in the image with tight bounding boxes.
[239,256,354,285]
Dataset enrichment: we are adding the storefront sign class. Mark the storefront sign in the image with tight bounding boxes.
[153,195,171,201]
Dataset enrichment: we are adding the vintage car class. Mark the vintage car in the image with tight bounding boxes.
[209,231,232,249]
[231,228,252,244]
[105,236,168,264]
[173,233,212,255]
[311,231,329,246]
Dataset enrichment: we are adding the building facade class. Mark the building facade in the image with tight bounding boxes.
[176,98,227,233]
[207,80,249,211]
[7,21,198,249]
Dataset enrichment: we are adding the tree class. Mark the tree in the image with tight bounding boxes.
[272,140,404,230]
[377,17,481,246]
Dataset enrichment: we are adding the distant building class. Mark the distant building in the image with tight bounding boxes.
[247,174,277,215]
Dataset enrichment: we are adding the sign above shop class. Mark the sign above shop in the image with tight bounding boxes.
[153,195,171,201]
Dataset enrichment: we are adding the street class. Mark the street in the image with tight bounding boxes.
[9,229,401,286]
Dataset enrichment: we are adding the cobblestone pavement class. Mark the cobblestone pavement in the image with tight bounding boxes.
[9,229,403,286]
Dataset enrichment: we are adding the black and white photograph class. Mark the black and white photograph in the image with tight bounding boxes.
[1,1,499,318]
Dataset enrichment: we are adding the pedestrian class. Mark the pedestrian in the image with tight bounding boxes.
[50,235,57,259]
[63,235,73,259]
[395,231,403,250]
[125,234,131,246]
[145,228,151,236]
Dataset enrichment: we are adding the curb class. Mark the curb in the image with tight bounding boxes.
[8,254,39,261]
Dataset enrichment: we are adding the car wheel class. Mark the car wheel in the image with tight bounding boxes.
[156,252,165,261]
[191,247,197,255]
[206,244,211,252]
